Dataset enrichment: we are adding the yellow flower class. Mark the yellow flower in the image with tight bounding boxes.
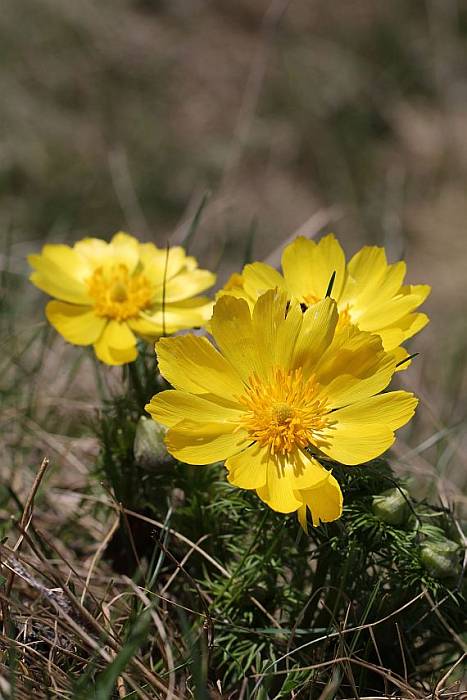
[146,289,418,529]
[29,232,216,365]
[218,235,430,364]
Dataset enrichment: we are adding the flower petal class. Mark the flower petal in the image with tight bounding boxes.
[128,315,163,339]
[357,292,430,333]
[93,320,137,365]
[29,250,91,304]
[226,443,268,489]
[378,312,429,351]
[251,289,303,375]
[256,459,303,513]
[292,297,338,375]
[46,301,106,345]
[109,232,140,273]
[242,262,286,300]
[343,246,390,306]
[156,334,245,403]
[282,235,346,301]
[74,238,110,267]
[227,447,328,494]
[146,390,243,428]
[319,422,394,465]
[288,451,331,489]
[139,297,214,335]
[158,270,216,303]
[332,391,418,430]
[40,244,92,282]
[403,284,431,306]
[210,294,264,382]
[298,473,343,529]
[315,326,396,407]
[140,243,188,282]
[320,391,418,464]
[164,420,249,464]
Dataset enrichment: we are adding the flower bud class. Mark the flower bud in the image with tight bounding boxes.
[133,416,175,470]
[372,487,410,526]
[420,538,460,579]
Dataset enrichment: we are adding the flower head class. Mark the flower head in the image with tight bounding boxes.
[146,289,418,529]
[218,235,430,364]
[29,232,216,365]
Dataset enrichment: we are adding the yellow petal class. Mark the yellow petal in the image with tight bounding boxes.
[391,346,410,369]
[103,319,136,348]
[165,420,249,464]
[316,326,395,407]
[343,246,389,306]
[155,334,245,403]
[226,443,268,489]
[128,315,163,339]
[256,459,303,513]
[223,272,245,293]
[74,238,110,267]
[288,451,331,490]
[282,235,346,301]
[320,391,418,464]
[332,391,418,430]
[216,274,253,309]
[109,232,140,273]
[29,254,91,305]
[242,262,286,300]
[93,320,137,365]
[299,473,343,528]
[138,297,214,335]
[403,284,431,306]
[292,297,338,375]
[375,326,405,351]
[320,422,394,465]
[390,346,419,372]
[251,289,303,375]
[343,253,407,310]
[227,447,328,494]
[254,449,329,514]
[140,243,188,282]
[146,390,243,428]
[357,292,429,333]
[40,244,92,282]
[45,301,106,345]
[210,295,264,383]
[378,312,429,351]
[158,270,216,303]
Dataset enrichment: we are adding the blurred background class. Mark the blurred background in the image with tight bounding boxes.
[1,1,466,508]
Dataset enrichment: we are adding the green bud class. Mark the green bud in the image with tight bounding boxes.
[372,488,410,526]
[421,538,460,579]
[133,416,175,470]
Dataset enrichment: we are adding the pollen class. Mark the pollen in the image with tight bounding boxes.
[237,367,329,455]
[87,264,153,321]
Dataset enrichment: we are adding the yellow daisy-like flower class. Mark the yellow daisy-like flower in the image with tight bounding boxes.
[146,289,418,529]
[29,232,216,365]
[218,235,430,364]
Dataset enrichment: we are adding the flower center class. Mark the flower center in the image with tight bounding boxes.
[237,368,329,455]
[87,264,153,321]
[303,293,320,306]
[336,304,352,329]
